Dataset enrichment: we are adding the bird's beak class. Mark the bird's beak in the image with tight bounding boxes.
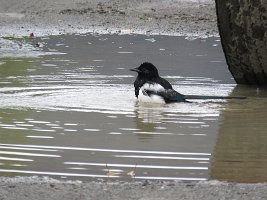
[130,67,141,73]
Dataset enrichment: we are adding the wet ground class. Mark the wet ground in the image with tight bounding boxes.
[0,34,267,183]
[0,0,217,38]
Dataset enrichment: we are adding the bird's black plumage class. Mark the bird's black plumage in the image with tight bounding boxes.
[130,62,186,103]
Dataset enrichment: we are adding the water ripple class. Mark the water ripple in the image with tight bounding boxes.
[0,150,60,158]
[0,144,211,156]
[64,162,208,171]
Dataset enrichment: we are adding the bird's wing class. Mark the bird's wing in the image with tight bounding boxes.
[140,82,185,103]
[145,89,186,103]
[153,77,173,89]
[145,78,185,102]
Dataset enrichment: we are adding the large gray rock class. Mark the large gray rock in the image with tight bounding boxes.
[216,0,267,85]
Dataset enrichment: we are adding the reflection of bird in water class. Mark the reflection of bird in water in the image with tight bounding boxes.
[130,62,246,103]
[134,104,164,141]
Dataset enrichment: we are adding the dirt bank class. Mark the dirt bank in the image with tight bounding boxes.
[0,0,217,38]
[0,177,267,200]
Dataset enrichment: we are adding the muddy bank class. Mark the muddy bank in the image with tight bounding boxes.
[0,177,266,200]
[0,0,217,38]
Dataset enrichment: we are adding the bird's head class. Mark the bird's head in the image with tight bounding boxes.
[130,62,159,79]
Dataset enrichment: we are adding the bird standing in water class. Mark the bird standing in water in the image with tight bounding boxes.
[130,62,246,103]
[130,62,186,103]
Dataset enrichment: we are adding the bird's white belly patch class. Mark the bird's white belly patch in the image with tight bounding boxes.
[141,83,165,92]
[138,83,165,104]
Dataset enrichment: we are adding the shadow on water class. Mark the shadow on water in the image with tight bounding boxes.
[210,85,267,183]
[0,34,267,182]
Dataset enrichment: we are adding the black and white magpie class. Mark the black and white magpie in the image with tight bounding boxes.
[130,62,246,103]
[130,62,186,103]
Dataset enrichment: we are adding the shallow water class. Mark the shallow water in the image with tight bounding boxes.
[0,34,267,183]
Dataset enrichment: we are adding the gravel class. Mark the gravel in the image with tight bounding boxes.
[0,176,267,200]
[0,0,217,38]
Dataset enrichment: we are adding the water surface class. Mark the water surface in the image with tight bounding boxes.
[0,34,267,182]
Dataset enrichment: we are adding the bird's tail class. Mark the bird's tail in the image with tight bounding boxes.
[184,95,246,100]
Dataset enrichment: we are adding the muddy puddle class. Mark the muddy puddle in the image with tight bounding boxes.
[0,34,267,183]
